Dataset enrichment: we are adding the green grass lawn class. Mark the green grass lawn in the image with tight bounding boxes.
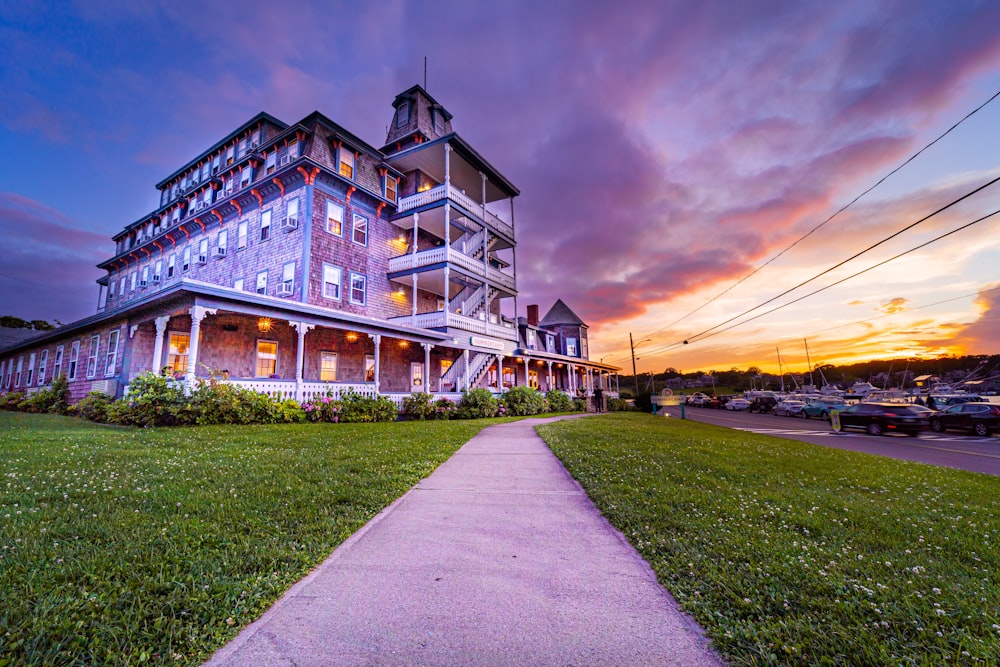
[537,413,1000,666]
[0,412,500,666]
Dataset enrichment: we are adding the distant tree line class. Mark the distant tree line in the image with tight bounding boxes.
[0,315,60,331]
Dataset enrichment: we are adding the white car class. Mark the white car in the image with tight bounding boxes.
[773,400,807,417]
[725,398,751,411]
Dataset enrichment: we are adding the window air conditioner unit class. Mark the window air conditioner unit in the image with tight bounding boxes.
[196,254,208,264]
[276,281,294,297]
[214,247,227,258]
[138,279,148,288]
[151,274,161,283]
[278,154,291,166]
[281,216,298,232]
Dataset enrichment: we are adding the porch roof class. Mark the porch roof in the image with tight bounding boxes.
[514,348,620,373]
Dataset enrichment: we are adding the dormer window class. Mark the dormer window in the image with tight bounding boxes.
[212,155,221,174]
[265,151,276,174]
[433,110,444,135]
[384,175,398,203]
[226,145,235,166]
[339,148,355,179]
[288,140,299,159]
[397,100,410,128]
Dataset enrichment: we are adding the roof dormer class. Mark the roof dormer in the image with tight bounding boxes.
[384,85,454,152]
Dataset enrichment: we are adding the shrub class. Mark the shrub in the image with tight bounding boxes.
[402,392,435,420]
[607,397,631,412]
[545,389,574,413]
[572,398,588,412]
[107,372,189,427]
[457,387,499,419]
[338,389,398,423]
[69,391,114,422]
[0,391,25,411]
[18,374,71,415]
[501,386,546,416]
[276,398,306,423]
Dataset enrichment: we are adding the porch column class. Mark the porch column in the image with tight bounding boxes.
[369,334,382,394]
[412,212,419,255]
[444,144,451,186]
[496,355,503,391]
[185,306,217,388]
[291,322,315,402]
[569,364,576,394]
[616,373,620,394]
[151,315,170,373]
[422,343,433,393]
[547,361,553,391]
[463,349,470,391]
[444,202,451,245]
[411,273,418,321]
[444,264,450,315]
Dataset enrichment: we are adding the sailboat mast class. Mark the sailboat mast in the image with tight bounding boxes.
[776,346,785,393]
[804,339,814,387]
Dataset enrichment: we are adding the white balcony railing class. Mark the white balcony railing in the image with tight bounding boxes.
[387,247,516,292]
[396,184,514,241]
[389,310,518,341]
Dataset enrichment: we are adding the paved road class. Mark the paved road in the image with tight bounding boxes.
[663,406,1000,476]
[204,416,723,666]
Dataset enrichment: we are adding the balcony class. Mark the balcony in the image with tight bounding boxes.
[389,310,518,341]
[397,183,514,242]
[388,247,516,292]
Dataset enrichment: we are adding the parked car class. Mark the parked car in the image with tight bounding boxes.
[801,398,848,420]
[924,394,986,410]
[747,396,777,413]
[687,393,711,407]
[773,400,807,417]
[928,402,1000,437]
[725,397,751,411]
[835,403,928,436]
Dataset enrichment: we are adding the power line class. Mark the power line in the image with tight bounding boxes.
[628,86,1000,348]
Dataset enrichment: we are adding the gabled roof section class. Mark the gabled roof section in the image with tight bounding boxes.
[539,299,586,327]
[297,111,386,159]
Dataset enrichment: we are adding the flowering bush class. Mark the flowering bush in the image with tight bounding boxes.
[68,391,114,422]
[302,396,344,423]
[189,381,304,424]
[431,397,458,420]
[402,392,435,420]
[106,372,190,427]
[337,389,398,423]
[0,391,26,411]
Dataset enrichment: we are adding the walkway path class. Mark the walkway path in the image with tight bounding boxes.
[204,416,723,666]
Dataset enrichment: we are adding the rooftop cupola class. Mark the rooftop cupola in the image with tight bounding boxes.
[384,85,454,152]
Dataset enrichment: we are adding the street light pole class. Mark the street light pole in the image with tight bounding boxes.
[630,332,639,398]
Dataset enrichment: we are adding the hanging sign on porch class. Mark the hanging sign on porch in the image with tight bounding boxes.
[470,336,505,351]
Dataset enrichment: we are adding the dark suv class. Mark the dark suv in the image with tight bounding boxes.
[747,396,777,414]
[836,403,928,436]
[929,402,1000,437]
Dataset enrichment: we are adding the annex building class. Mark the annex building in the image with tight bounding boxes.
[0,86,619,405]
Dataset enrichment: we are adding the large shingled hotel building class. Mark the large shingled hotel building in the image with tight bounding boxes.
[0,86,619,405]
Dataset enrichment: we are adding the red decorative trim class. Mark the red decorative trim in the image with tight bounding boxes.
[273,177,285,196]
[195,217,206,233]
[346,186,356,204]
[250,189,263,207]
[376,202,386,217]
[153,240,163,252]
[180,227,190,240]
[378,167,387,177]
[231,200,243,216]
[297,165,320,186]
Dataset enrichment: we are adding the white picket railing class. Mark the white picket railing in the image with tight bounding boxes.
[396,183,514,242]
[387,247,516,292]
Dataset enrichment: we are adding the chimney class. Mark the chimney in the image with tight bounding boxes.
[527,304,539,326]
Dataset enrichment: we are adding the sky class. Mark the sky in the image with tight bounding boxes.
[2,0,1000,375]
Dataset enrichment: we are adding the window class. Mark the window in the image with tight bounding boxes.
[141,265,150,286]
[26,352,35,386]
[234,278,244,291]
[68,341,80,380]
[326,201,344,235]
[203,188,213,207]
[167,254,176,278]
[265,152,276,175]
[130,271,137,292]
[109,279,116,298]
[251,129,260,147]
[364,354,375,382]
[352,213,368,246]
[286,198,299,226]
[15,356,23,387]
[167,332,189,374]
[86,335,100,378]
[105,329,120,377]
[153,260,162,282]
[240,166,252,189]
[198,238,209,261]
[526,329,536,350]
[53,345,64,380]
[238,221,248,249]
[218,229,228,252]
[322,263,342,300]
[201,162,209,181]
[288,140,299,159]
[183,247,191,271]
[566,337,578,357]
[433,110,445,135]
[349,272,366,305]
[528,369,539,389]
[238,138,247,159]
[37,350,47,385]
[255,271,267,294]
[281,261,295,293]
[226,145,234,166]
[385,175,398,203]
[320,352,338,381]
[256,340,277,377]
[260,209,272,241]
[397,100,409,127]
[212,155,221,174]
[339,148,355,179]
[119,275,127,297]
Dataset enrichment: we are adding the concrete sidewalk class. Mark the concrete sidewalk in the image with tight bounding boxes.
[204,416,724,666]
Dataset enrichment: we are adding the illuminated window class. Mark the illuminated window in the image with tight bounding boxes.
[385,175,397,203]
[339,148,355,179]
[167,333,190,374]
[256,340,277,377]
[326,201,344,235]
[364,354,375,382]
[320,352,338,381]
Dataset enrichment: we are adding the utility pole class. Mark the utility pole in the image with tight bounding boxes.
[630,332,639,398]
